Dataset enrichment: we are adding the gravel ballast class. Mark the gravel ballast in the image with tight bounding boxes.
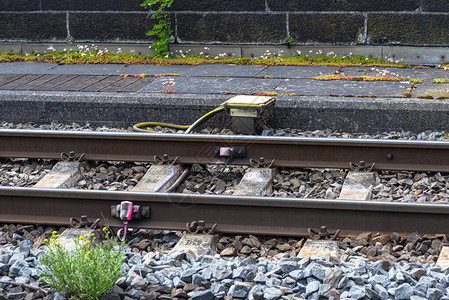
[0,225,448,299]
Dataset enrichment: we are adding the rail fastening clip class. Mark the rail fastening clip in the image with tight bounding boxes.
[111,201,150,241]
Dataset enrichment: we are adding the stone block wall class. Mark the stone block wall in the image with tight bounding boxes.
[0,0,448,46]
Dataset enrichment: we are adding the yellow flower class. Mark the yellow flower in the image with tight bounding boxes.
[86,251,91,256]
[84,233,88,237]
[91,233,95,237]
[43,238,48,243]
[102,227,108,232]
[50,238,55,243]
[52,231,58,235]
[85,256,90,260]
[79,235,85,240]
[56,242,60,246]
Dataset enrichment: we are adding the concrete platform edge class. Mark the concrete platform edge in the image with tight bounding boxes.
[1,90,448,133]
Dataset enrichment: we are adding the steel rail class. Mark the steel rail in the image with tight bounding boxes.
[2,129,449,172]
[0,187,449,236]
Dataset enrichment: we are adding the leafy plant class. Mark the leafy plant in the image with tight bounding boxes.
[432,78,449,84]
[141,0,174,56]
[66,36,74,44]
[409,78,424,84]
[285,36,295,48]
[39,228,125,300]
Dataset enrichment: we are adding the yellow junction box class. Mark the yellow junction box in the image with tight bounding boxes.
[223,95,276,134]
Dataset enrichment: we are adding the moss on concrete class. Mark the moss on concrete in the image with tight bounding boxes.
[70,13,151,41]
[268,0,419,12]
[177,13,286,44]
[368,14,449,45]
[422,0,449,12]
[289,14,365,44]
[0,13,66,41]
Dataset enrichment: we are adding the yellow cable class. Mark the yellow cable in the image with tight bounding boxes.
[133,106,225,133]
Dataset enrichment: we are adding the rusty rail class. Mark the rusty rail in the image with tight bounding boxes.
[1,187,449,236]
[1,129,449,171]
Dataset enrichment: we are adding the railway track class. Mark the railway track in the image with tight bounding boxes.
[1,129,449,236]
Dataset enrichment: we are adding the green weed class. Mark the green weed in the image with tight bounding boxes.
[39,228,125,300]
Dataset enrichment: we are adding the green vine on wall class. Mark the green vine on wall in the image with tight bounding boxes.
[141,0,174,56]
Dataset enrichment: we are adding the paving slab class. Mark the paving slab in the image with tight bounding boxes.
[0,62,58,74]
[414,83,449,99]
[257,66,449,81]
[139,76,283,94]
[120,64,197,76]
[257,66,337,79]
[125,64,265,78]
[2,63,449,133]
[342,67,449,82]
[188,64,266,77]
[47,64,129,75]
[275,79,406,97]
